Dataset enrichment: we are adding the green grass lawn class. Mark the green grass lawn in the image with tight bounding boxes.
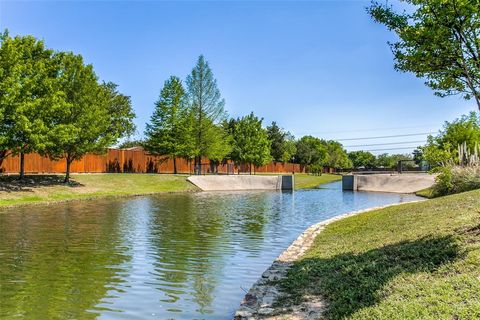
[294,173,342,189]
[0,173,340,208]
[0,174,198,207]
[277,189,480,319]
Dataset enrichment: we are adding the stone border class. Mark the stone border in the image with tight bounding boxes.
[234,200,424,320]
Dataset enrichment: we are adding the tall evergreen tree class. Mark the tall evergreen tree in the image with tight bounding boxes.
[186,55,228,173]
[267,121,296,162]
[144,76,193,174]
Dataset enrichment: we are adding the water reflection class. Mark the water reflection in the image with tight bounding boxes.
[0,182,419,319]
[0,201,132,319]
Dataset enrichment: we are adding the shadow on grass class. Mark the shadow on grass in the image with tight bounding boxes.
[278,235,461,319]
[0,175,83,192]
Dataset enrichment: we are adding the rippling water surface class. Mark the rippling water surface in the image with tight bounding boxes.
[0,182,419,319]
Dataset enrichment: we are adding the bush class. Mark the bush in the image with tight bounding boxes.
[308,164,323,176]
[433,165,480,196]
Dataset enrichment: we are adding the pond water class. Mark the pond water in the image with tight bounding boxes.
[0,182,419,319]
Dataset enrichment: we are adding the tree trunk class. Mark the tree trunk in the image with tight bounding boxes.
[64,157,71,184]
[250,163,252,175]
[173,157,177,174]
[19,152,25,180]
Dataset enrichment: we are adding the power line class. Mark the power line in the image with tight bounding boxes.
[345,140,426,148]
[362,146,421,152]
[298,124,438,135]
[337,132,435,141]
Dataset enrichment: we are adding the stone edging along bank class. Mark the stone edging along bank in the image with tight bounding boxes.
[234,200,424,320]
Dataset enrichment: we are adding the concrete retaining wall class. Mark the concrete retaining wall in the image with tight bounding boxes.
[187,175,294,191]
[343,173,435,193]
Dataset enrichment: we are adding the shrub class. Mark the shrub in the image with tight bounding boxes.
[308,164,323,176]
[431,142,480,196]
[433,166,480,196]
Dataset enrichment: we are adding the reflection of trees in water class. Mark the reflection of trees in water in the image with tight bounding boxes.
[147,192,274,314]
[223,192,279,256]
[148,194,225,314]
[0,201,131,319]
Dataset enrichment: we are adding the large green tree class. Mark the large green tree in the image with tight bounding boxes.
[144,76,193,174]
[295,136,328,167]
[186,55,228,173]
[0,31,59,179]
[231,112,271,174]
[43,52,135,182]
[369,0,480,109]
[323,140,352,169]
[267,121,297,162]
[348,150,377,169]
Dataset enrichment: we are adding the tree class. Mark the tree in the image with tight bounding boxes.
[369,0,480,110]
[144,76,193,174]
[118,140,144,149]
[186,55,228,173]
[295,136,328,169]
[267,121,297,162]
[420,112,480,166]
[43,52,135,183]
[323,140,352,169]
[0,31,59,179]
[348,150,376,169]
[231,112,271,174]
[376,153,413,169]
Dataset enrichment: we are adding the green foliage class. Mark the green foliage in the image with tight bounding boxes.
[376,153,413,169]
[230,112,271,169]
[295,136,327,166]
[348,150,376,169]
[323,140,352,168]
[0,31,60,177]
[308,163,324,175]
[369,0,480,109]
[421,112,480,167]
[433,165,480,196]
[118,139,144,149]
[43,53,135,182]
[144,76,193,172]
[267,121,297,162]
[186,55,229,168]
[431,142,480,196]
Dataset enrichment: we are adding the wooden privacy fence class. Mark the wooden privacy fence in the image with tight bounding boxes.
[0,148,305,175]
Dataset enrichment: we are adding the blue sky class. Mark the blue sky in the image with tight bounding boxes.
[0,1,475,154]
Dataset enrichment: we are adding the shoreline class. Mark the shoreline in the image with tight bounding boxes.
[0,189,201,210]
[0,173,340,210]
[234,199,425,320]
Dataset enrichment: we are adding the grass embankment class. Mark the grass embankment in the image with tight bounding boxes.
[0,173,340,208]
[0,174,197,207]
[293,173,342,189]
[279,190,480,319]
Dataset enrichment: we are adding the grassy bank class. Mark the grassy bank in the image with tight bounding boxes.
[293,173,342,189]
[0,173,340,208]
[279,190,480,319]
[0,174,198,207]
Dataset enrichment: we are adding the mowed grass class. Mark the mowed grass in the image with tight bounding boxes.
[0,174,198,207]
[0,173,339,207]
[294,173,342,189]
[278,190,480,319]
